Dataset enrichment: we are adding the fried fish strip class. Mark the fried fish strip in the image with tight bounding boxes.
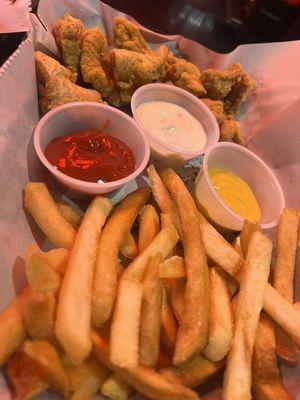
[113,16,151,54]
[35,51,76,83]
[53,13,84,78]
[165,53,206,97]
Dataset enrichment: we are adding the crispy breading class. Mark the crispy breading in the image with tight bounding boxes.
[110,45,169,91]
[201,63,243,100]
[53,13,84,79]
[219,116,243,144]
[201,99,224,123]
[40,76,102,113]
[80,27,113,97]
[35,51,76,84]
[113,17,151,54]
[165,53,206,97]
[224,72,254,115]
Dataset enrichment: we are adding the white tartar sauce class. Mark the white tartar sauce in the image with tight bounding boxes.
[136,101,207,152]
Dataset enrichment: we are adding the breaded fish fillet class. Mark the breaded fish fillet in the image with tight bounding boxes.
[35,51,76,84]
[53,13,84,80]
[113,17,151,54]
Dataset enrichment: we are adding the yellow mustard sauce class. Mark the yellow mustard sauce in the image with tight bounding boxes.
[208,168,261,223]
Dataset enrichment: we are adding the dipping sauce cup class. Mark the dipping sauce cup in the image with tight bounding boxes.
[34,102,150,198]
[131,83,220,168]
[193,142,285,231]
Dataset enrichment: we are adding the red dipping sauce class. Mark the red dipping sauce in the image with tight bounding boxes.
[44,129,135,183]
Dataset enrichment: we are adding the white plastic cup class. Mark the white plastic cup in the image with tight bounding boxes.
[131,83,220,169]
[34,102,150,198]
[193,142,285,231]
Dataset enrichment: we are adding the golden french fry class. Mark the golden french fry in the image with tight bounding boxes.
[160,355,224,388]
[24,182,76,249]
[203,267,233,362]
[25,246,61,293]
[56,198,83,228]
[23,291,56,340]
[91,332,199,400]
[164,279,185,322]
[160,285,178,355]
[294,301,300,313]
[92,188,150,327]
[253,313,293,400]
[240,219,261,258]
[147,165,182,238]
[6,349,48,400]
[139,253,163,368]
[120,232,138,259]
[159,256,185,278]
[67,355,109,400]
[122,224,179,281]
[223,231,272,400]
[161,169,209,365]
[138,204,160,252]
[56,196,112,365]
[110,278,143,369]
[198,212,300,347]
[273,208,299,364]
[0,286,31,367]
[101,372,133,400]
[232,236,243,257]
[23,340,70,397]
[43,248,69,275]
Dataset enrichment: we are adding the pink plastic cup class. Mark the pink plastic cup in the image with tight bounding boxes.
[34,102,150,197]
[131,83,220,168]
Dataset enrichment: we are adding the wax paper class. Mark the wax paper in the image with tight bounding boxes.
[0,0,299,398]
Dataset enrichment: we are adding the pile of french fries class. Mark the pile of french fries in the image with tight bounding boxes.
[0,165,299,400]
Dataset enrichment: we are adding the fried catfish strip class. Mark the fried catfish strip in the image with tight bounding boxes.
[113,16,151,54]
[201,63,243,100]
[80,27,113,98]
[165,53,206,97]
[35,51,76,84]
[110,45,169,91]
[220,116,244,144]
[53,13,84,79]
[223,71,254,115]
[201,99,224,123]
[41,76,102,113]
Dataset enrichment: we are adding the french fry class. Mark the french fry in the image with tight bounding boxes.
[110,278,143,369]
[56,198,83,228]
[232,235,243,257]
[164,278,185,322]
[24,182,76,249]
[138,204,160,252]
[294,301,300,313]
[25,245,61,293]
[23,340,70,397]
[43,247,69,275]
[0,286,31,367]
[147,164,182,238]
[101,372,133,400]
[223,231,272,400]
[159,256,185,278]
[23,290,56,340]
[161,169,209,365]
[120,232,138,259]
[198,212,300,347]
[67,355,109,400]
[139,253,163,368]
[56,196,112,365]
[160,355,224,388]
[6,349,48,400]
[240,219,261,258]
[91,332,199,400]
[160,285,178,355]
[253,313,293,400]
[122,224,179,281]
[203,267,233,362]
[92,188,150,327]
[273,208,299,364]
